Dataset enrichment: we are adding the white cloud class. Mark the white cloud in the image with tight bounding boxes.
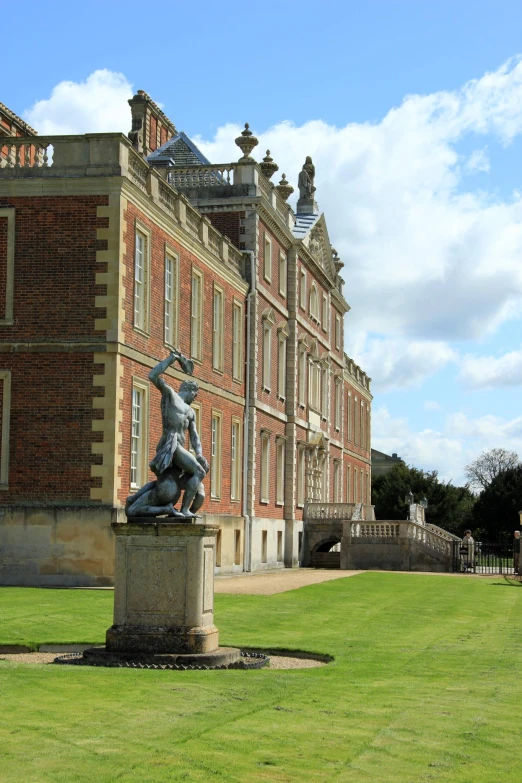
[24,70,133,135]
[424,400,441,411]
[465,147,490,173]
[373,406,522,484]
[459,346,522,388]
[348,335,457,392]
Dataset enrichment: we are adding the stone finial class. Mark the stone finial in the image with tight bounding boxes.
[332,246,344,272]
[275,174,294,202]
[235,123,259,162]
[259,149,279,180]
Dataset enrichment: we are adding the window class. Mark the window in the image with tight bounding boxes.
[366,471,370,504]
[348,393,353,441]
[260,432,270,503]
[335,315,341,350]
[130,380,148,489]
[263,322,272,391]
[191,269,203,360]
[277,530,283,562]
[212,286,224,371]
[234,529,241,565]
[231,418,242,501]
[322,365,329,418]
[333,461,341,503]
[232,301,242,381]
[309,361,321,411]
[278,332,287,399]
[210,411,222,498]
[346,465,351,502]
[310,284,319,321]
[264,234,272,282]
[322,293,328,332]
[0,370,12,488]
[299,268,307,309]
[353,468,358,502]
[366,406,371,451]
[261,530,268,563]
[354,396,359,444]
[334,379,342,430]
[297,448,305,506]
[321,458,328,501]
[164,251,178,346]
[279,252,287,296]
[298,347,307,406]
[276,439,285,505]
[134,228,149,332]
[360,401,364,447]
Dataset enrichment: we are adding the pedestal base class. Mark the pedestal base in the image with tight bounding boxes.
[83,645,241,668]
[106,623,219,655]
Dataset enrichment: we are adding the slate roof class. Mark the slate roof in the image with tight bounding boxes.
[147,132,211,167]
[292,212,321,239]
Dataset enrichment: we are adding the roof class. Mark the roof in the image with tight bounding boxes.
[147,131,211,167]
[292,212,321,239]
[0,101,37,136]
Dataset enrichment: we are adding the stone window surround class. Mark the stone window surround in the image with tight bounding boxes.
[190,266,204,363]
[210,408,223,500]
[212,283,224,373]
[130,376,149,491]
[133,219,151,337]
[230,416,242,502]
[163,243,180,350]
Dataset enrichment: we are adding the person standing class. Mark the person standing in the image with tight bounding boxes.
[513,531,521,574]
[460,530,475,572]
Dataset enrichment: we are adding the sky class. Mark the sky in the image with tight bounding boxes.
[4,0,522,486]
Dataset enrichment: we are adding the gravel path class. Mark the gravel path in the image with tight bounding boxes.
[0,652,325,669]
[215,568,364,595]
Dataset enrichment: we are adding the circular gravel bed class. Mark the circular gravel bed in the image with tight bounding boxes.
[1,651,327,669]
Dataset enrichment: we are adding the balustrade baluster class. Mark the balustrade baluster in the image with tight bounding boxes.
[15,145,22,168]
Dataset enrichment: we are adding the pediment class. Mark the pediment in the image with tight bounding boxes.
[295,213,338,283]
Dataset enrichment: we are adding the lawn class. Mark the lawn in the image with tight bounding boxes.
[1,573,521,783]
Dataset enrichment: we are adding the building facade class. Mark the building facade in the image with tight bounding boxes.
[0,92,372,585]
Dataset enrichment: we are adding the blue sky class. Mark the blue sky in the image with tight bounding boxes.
[4,0,522,485]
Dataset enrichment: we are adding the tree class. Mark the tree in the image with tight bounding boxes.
[472,465,522,540]
[465,448,520,491]
[371,463,475,535]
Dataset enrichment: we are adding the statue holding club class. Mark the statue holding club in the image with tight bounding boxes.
[125,350,209,519]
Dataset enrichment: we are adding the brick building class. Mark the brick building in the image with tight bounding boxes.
[0,92,372,585]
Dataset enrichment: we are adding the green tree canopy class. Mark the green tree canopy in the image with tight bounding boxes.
[371,463,475,535]
[472,465,522,540]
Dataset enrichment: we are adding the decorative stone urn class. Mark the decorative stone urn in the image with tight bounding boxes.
[235,123,259,162]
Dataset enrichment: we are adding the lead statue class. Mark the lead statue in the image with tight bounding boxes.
[125,351,209,519]
[298,156,316,200]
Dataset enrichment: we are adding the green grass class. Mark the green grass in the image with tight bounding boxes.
[1,573,522,782]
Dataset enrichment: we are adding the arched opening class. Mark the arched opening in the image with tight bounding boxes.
[311,538,341,568]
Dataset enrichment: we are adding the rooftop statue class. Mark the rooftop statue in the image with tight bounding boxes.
[298,156,316,200]
[125,350,209,519]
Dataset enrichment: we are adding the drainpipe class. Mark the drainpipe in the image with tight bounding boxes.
[242,250,256,572]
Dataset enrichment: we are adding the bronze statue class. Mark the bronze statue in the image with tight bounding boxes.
[125,351,209,519]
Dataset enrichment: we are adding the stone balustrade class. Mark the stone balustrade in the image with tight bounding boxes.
[349,518,453,557]
[304,502,375,522]
[166,161,293,227]
[0,138,51,168]
[0,134,244,276]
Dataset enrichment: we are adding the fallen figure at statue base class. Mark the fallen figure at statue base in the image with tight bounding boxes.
[125,463,207,519]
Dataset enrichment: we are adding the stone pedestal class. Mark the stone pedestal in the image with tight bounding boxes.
[296,197,319,215]
[105,519,221,655]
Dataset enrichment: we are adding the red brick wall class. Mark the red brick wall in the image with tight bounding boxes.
[0,196,108,341]
[0,353,103,501]
[206,211,241,248]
